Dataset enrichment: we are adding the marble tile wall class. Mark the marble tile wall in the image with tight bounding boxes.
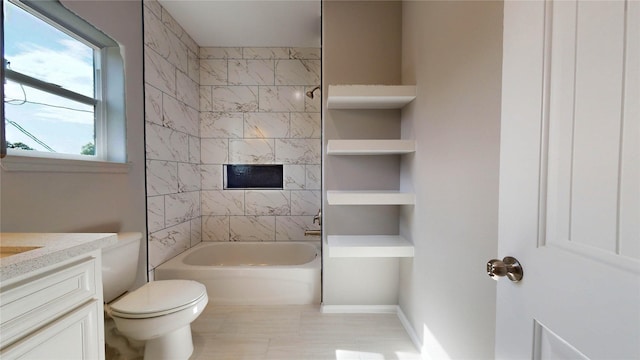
[199,47,322,242]
[144,0,201,273]
[144,0,322,275]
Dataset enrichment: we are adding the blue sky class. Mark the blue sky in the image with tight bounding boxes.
[4,1,96,155]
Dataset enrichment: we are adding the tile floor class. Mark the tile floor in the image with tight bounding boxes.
[190,305,422,360]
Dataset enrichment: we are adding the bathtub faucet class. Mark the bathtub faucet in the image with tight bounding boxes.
[313,209,322,226]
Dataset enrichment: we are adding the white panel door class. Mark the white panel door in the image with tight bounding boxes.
[496,0,639,359]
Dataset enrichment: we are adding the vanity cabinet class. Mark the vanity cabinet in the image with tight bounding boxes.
[0,251,105,360]
[326,85,416,258]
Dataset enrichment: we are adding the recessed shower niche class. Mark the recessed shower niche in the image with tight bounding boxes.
[224,164,284,189]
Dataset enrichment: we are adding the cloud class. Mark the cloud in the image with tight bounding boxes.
[5,38,95,126]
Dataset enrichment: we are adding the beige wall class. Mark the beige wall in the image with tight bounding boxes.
[399,1,503,358]
[322,1,404,305]
[0,0,147,285]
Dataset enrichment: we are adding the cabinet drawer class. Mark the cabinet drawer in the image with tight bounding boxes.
[0,256,97,349]
[1,300,102,360]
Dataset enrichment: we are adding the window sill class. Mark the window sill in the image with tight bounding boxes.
[0,155,131,174]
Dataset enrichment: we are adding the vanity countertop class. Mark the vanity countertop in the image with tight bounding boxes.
[0,233,117,282]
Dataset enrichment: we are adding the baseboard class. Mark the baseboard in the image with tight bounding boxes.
[396,306,425,358]
[320,304,399,314]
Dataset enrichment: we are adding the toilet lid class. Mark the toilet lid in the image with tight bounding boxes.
[110,280,207,319]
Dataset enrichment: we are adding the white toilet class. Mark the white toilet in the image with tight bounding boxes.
[102,232,208,360]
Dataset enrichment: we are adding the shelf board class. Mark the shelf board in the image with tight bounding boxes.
[327,235,414,258]
[327,140,415,155]
[327,85,416,109]
[326,191,415,205]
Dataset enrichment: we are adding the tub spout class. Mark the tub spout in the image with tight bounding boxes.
[304,229,322,236]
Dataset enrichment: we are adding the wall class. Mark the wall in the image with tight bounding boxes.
[0,1,147,285]
[399,1,502,358]
[198,47,321,242]
[143,0,202,275]
[322,1,403,305]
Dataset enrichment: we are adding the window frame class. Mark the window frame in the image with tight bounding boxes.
[1,0,127,167]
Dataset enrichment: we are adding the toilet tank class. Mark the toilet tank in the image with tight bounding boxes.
[102,232,141,303]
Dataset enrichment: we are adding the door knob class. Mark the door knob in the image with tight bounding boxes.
[487,256,523,282]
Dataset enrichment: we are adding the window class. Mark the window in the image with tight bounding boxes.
[2,0,125,163]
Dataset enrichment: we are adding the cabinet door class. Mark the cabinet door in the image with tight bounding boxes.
[1,301,103,360]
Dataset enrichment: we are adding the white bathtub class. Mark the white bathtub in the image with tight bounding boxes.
[155,242,321,305]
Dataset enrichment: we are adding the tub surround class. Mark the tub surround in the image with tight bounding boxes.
[0,233,117,282]
[144,0,322,277]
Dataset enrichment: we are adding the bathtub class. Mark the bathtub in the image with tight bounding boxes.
[154,242,321,305]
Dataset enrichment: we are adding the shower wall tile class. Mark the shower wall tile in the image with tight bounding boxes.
[201,165,223,190]
[245,191,291,216]
[244,113,290,138]
[275,139,321,164]
[195,47,321,243]
[230,216,276,241]
[147,160,178,195]
[178,163,200,192]
[189,136,201,164]
[291,190,322,216]
[176,71,200,109]
[187,50,200,83]
[211,86,259,112]
[229,60,275,86]
[144,0,161,18]
[290,48,321,60]
[145,47,176,95]
[163,94,199,136]
[229,139,275,164]
[200,47,243,60]
[165,191,200,227]
[291,113,321,138]
[202,190,245,216]
[145,1,202,273]
[243,47,289,60]
[148,221,191,270]
[200,59,228,86]
[161,7,184,41]
[275,60,321,86]
[200,86,212,111]
[284,165,306,190]
[276,216,319,241]
[305,165,321,190]
[202,216,230,241]
[146,123,189,162]
[145,84,163,125]
[259,86,305,112]
[201,112,244,138]
[147,196,165,233]
[201,138,229,164]
[190,217,202,247]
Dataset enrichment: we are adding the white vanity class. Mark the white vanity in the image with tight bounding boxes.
[0,233,117,359]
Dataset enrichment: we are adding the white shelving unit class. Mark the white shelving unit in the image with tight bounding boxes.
[326,84,416,258]
[327,235,414,258]
[327,140,415,155]
[327,85,416,109]
[326,191,415,205]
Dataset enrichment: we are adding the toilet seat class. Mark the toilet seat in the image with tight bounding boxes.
[110,280,207,319]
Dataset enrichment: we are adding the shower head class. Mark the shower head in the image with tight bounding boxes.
[305,86,321,99]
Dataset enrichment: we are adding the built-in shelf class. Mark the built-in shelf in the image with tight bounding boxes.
[327,191,415,205]
[327,140,415,155]
[327,85,416,109]
[327,235,414,258]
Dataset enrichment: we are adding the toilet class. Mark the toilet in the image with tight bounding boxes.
[101,233,208,360]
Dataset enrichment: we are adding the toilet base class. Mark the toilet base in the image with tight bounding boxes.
[143,325,193,360]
